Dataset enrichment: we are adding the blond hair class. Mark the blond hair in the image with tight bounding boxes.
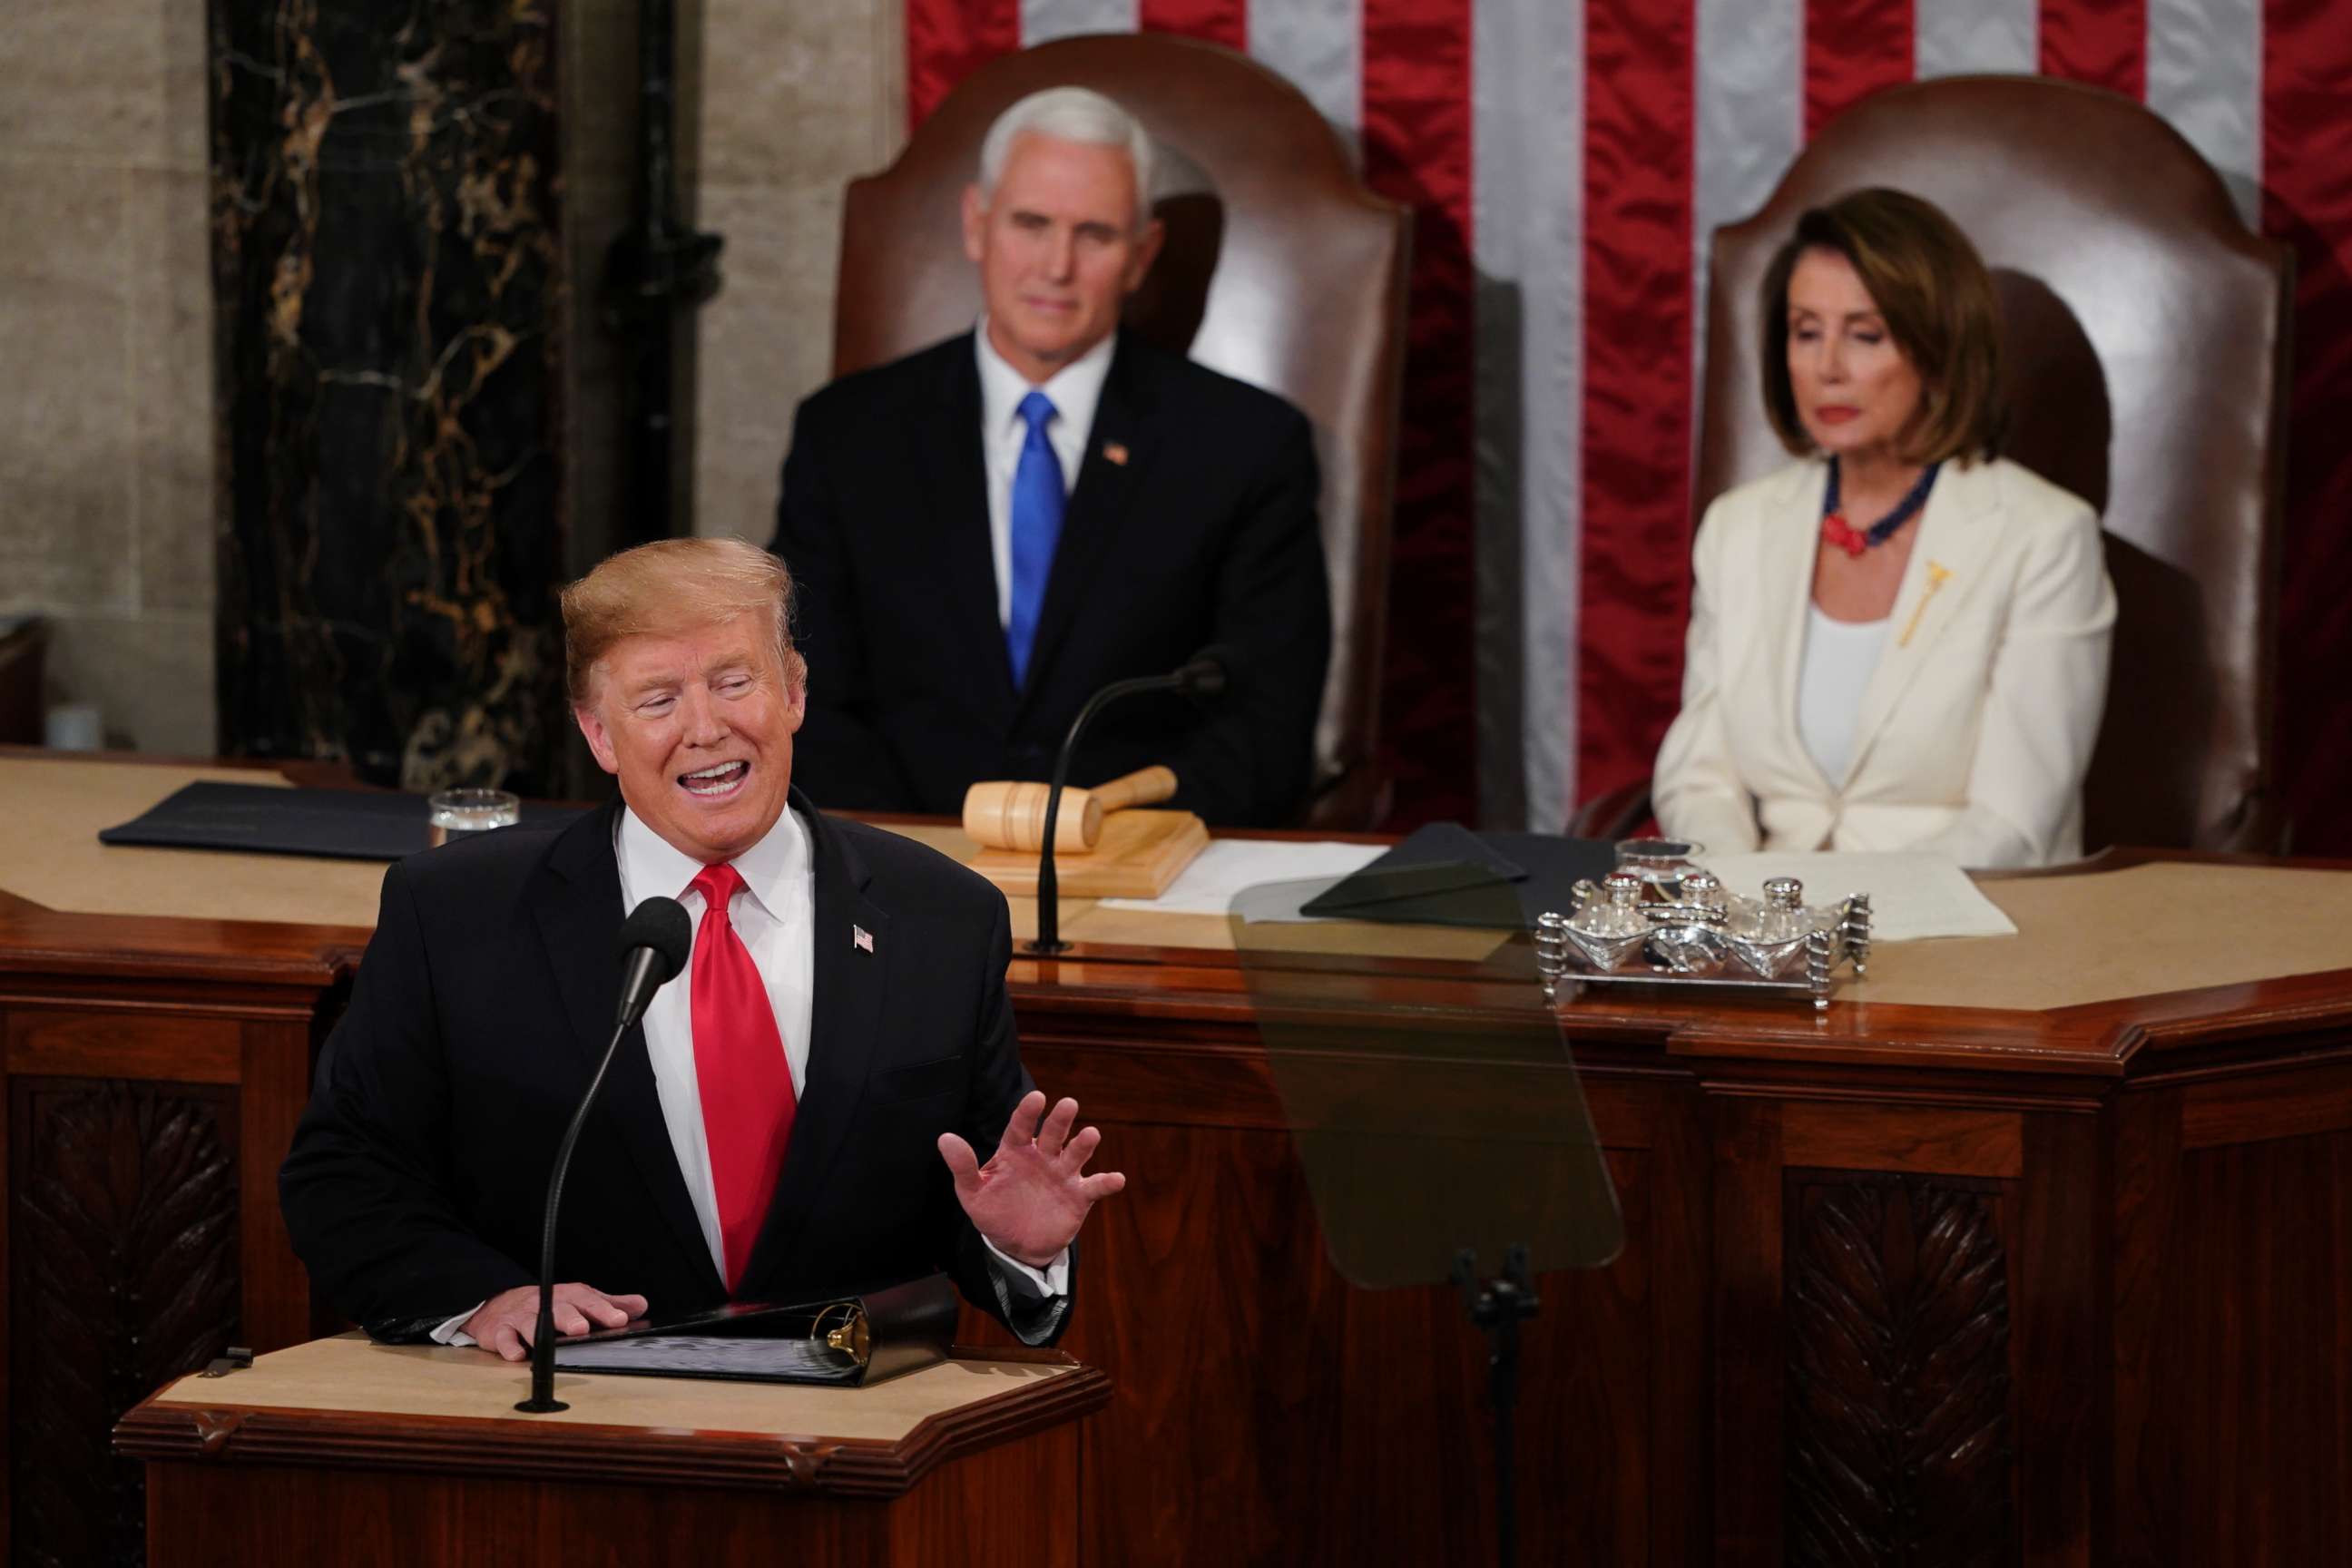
[561,537,807,707]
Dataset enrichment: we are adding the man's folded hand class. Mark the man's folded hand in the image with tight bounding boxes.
[461,1283,649,1362]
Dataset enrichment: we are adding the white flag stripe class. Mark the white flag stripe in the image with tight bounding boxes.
[1669,0,1804,829]
[1474,0,1587,830]
[1694,0,1803,321]
[1695,0,1803,260]
[1691,0,1804,571]
[1250,0,1363,141]
[2147,0,2264,227]
[1022,0,1139,46]
[1915,0,2040,78]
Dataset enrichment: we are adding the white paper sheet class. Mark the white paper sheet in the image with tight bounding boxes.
[1697,851,2018,942]
[1094,839,1388,918]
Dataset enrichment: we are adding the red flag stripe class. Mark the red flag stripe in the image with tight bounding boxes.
[1574,0,1698,810]
[1139,0,1247,52]
[2263,0,2352,853]
[1361,0,1479,821]
[1803,0,1914,142]
[2037,0,2147,97]
[906,0,1017,128]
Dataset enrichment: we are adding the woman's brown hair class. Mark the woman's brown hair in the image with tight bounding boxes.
[1759,187,2008,464]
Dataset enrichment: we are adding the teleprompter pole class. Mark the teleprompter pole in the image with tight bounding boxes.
[1455,1244,1541,1568]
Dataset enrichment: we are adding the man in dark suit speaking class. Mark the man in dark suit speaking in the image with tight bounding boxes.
[280,538,1122,1357]
[773,86,1330,828]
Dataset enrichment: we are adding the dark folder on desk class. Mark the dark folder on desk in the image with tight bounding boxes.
[98,781,583,861]
[552,1273,957,1387]
[1300,822,1614,928]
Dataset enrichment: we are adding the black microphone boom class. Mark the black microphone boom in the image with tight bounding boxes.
[517,896,692,1413]
[1032,647,1233,956]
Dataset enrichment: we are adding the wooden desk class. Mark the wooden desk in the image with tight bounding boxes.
[10,754,2352,1564]
[113,1334,1104,1567]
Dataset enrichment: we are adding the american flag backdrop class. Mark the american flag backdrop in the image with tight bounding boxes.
[904,0,2352,845]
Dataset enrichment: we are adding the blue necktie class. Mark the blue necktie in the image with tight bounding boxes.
[1005,390,1064,689]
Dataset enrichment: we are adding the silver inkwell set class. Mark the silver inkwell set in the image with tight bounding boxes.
[1533,839,1873,1012]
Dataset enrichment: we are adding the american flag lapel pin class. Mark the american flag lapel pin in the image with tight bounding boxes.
[1102,441,1129,466]
[853,925,875,954]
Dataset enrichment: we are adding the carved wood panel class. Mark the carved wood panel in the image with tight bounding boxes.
[1785,1173,2014,1568]
[11,1077,241,1567]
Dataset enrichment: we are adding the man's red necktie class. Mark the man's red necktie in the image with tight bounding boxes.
[684,862,796,1295]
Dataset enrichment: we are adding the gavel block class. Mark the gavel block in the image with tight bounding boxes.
[965,810,1210,899]
[961,765,1207,899]
[962,765,1178,853]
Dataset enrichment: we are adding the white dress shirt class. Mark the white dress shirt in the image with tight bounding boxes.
[430,805,1062,1345]
[975,318,1115,629]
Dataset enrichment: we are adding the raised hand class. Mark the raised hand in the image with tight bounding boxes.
[937,1091,1127,1268]
[460,1282,648,1362]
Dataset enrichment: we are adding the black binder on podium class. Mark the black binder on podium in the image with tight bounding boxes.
[553,1272,957,1387]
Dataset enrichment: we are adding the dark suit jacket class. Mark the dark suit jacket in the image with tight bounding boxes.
[279,790,1063,1343]
[772,328,1329,828]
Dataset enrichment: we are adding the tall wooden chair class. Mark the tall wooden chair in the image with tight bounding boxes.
[830,34,1412,827]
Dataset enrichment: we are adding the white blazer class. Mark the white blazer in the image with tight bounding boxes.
[1653,456,2116,868]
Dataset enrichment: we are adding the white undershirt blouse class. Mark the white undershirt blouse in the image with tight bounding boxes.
[1796,605,1890,788]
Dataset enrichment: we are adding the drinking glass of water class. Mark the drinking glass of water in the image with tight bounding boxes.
[427,789,521,848]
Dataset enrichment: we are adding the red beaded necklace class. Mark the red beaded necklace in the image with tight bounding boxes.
[1820,457,1942,557]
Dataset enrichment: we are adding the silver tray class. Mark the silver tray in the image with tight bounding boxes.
[1534,886,1872,1013]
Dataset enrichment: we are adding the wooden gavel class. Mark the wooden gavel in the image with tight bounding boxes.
[963,766,1178,853]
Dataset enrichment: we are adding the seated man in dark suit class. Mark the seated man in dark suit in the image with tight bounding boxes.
[280,538,1123,1357]
[773,86,1330,828]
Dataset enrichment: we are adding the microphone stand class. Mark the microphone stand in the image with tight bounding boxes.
[515,1016,636,1413]
[1031,658,1222,956]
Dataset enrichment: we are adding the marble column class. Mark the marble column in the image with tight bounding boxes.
[211,0,567,792]
[690,0,903,544]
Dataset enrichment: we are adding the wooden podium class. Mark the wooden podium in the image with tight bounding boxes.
[113,1336,1106,1567]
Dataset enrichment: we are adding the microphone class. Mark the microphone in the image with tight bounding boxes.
[613,897,693,1030]
[1168,648,1230,701]
[1031,647,1233,956]
[517,897,692,1412]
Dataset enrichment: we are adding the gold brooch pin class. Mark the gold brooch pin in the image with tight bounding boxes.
[1897,561,1953,649]
[1102,441,1130,466]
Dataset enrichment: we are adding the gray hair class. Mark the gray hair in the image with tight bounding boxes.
[975,86,1157,232]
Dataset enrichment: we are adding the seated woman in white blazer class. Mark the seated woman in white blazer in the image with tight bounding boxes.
[1654,189,2115,869]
